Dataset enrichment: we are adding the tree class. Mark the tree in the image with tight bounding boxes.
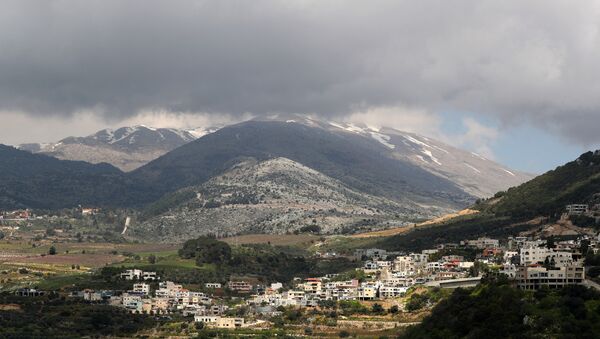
[148,254,156,264]
[546,236,556,249]
[179,236,232,265]
[48,246,57,255]
[389,305,399,314]
[339,330,350,338]
[372,303,384,314]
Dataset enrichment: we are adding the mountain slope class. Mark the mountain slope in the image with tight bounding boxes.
[375,150,600,251]
[0,145,155,209]
[132,120,475,215]
[19,125,220,171]
[477,150,600,218]
[133,157,427,241]
[259,115,532,198]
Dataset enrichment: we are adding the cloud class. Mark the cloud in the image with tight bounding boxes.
[345,105,442,137]
[1,0,600,144]
[0,109,243,145]
[454,118,500,160]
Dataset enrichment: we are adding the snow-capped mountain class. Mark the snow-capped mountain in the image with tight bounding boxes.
[19,125,221,171]
[256,115,533,198]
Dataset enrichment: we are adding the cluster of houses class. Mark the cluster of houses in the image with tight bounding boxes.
[0,209,33,221]
[67,233,596,327]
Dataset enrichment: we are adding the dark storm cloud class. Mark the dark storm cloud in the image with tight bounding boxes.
[1,0,600,144]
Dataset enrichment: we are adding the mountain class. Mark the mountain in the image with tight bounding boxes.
[133,157,431,241]
[260,115,532,198]
[19,125,221,171]
[132,120,477,213]
[375,150,600,251]
[3,116,533,240]
[0,145,155,210]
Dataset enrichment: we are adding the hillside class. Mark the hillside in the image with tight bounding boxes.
[375,150,600,251]
[476,150,600,218]
[0,145,155,209]
[19,125,220,171]
[132,157,433,241]
[265,116,532,198]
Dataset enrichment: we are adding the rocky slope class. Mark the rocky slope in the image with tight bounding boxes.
[133,157,432,241]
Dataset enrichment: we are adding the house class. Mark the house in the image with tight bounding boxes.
[519,247,573,266]
[205,283,222,289]
[81,207,100,215]
[354,248,387,259]
[14,288,45,297]
[228,280,253,293]
[195,316,244,328]
[566,204,589,216]
[357,286,377,300]
[132,283,151,295]
[120,269,158,281]
[464,237,499,249]
[482,247,503,257]
[364,261,379,270]
[156,281,183,298]
[302,278,322,294]
[379,286,408,298]
[122,293,144,312]
[516,264,585,290]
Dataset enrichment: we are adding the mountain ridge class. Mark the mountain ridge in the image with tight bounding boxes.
[18,125,221,171]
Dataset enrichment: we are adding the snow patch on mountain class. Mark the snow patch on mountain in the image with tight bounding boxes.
[502,169,516,176]
[464,163,481,173]
[404,135,431,149]
[422,149,442,165]
[369,132,395,149]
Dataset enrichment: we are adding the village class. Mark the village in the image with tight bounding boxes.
[13,230,596,331]
[2,202,599,336]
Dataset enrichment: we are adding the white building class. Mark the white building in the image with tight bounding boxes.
[465,237,499,249]
[132,283,150,295]
[120,269,158,281]
[205,283,222,289]
[519,247,573,266]
[379,286,408,298]
[516,264,585,290]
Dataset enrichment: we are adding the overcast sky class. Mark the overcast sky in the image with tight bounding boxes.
[1,0,599,173]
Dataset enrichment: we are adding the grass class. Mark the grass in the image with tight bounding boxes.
[222,233,319,248]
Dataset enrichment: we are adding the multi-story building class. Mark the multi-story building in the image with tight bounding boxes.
[302,278,322,294]
[120,269,158,281]
[228,280,253,293]
[465,237,500,249]
[379,286,408,298]
[132,283,150,295]
[155,281,183,298]
[566,204,589,216]
[357,286,377,300]
[516,264,585,290]
[194,316,245,328]
[205,283,222,289]
[519,247,573,266]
